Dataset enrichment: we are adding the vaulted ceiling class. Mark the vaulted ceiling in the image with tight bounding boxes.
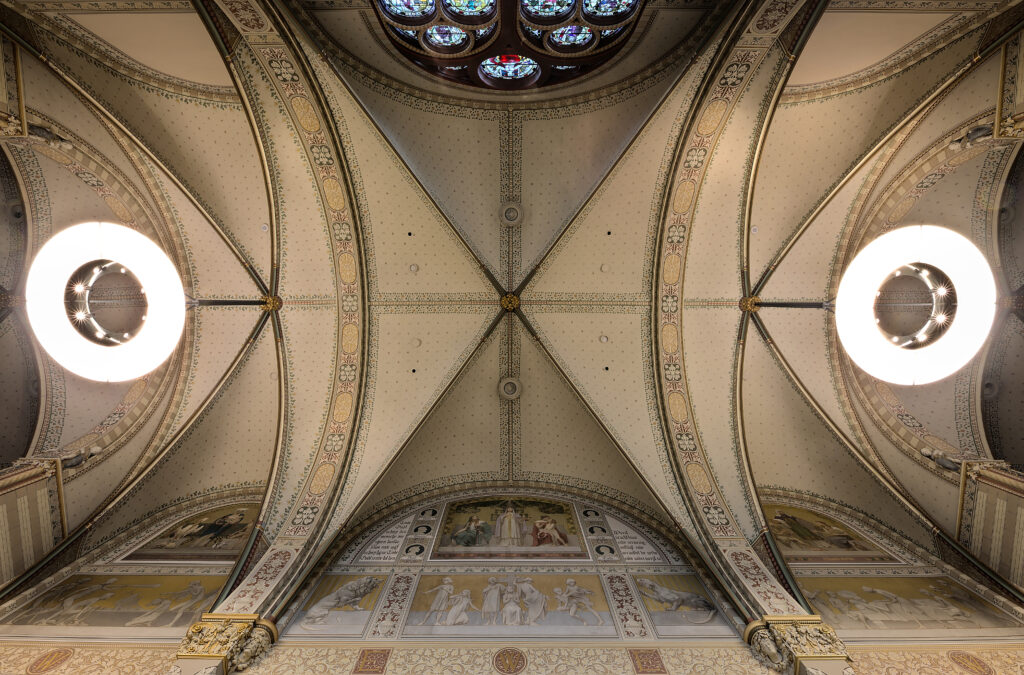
[0,0,1023,654]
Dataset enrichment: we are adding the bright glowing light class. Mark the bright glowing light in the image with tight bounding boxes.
[835,225,995,385]
[73,283,85,294]
[25,222,185,382]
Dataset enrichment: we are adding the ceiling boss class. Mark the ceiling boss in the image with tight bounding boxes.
[372,0,644,89]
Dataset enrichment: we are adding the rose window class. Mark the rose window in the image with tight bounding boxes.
[372,0,645,89]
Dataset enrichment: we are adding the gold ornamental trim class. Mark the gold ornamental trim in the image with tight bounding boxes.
[500,293,520,312]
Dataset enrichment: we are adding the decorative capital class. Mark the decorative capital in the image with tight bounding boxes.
[262,295,283,312]
[500,293,520,312]
[1,289,23,308]
[739,296,760,312]
[746,616,849,673]
[178,613,274,672]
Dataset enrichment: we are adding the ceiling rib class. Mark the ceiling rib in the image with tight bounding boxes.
[751,27,1013,297]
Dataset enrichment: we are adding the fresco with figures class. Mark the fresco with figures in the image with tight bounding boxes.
[405,574,615,637]
[632,574,727,636]
[289,574,388,636]
[434,496,585,559]
[280,490,739,640]
[798,576,1020,631]
[123,504,259,563]
[763,504,896,564]
[2,575,222,628]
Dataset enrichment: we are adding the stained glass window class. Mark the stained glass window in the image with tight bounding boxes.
[382,0,435,17]
[480,54,538,79]
[583,0,634,17]
[553,65,576,70]
[444,0,494,15]
[521,0,573,17]
[601,27,623,38]
[426,25,468,47]
[476,24,495,39]
[550,25,592,46]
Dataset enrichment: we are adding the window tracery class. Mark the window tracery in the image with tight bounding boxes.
[371,0,645,89]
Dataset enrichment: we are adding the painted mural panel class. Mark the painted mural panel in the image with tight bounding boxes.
[4,575,222,627]
[288,574,387,636]
[123,504,258,562]
[798,576,1019,630]
[764,504,895,563]
[632,574,726,636]
[404,574,615,637]
[433,496,585,559]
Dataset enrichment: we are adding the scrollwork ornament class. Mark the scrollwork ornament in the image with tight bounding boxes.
[178,615,268,672]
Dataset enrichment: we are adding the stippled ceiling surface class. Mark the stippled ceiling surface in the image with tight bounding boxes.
[0,0,1021,643]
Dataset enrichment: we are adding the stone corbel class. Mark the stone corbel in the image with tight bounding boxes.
[176,613,277,674]
[744,615,851,674]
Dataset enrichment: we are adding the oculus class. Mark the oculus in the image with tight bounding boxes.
[25,222,185,382]
[835,226,995,385]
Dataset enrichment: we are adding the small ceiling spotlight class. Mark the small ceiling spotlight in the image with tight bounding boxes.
[25,222,185,382]
[835,225,995,385]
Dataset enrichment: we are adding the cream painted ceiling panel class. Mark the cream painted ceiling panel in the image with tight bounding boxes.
[983,316,1024,466]
[68,13,232,86]
[757,163,867,300]
[85,328,277,547]
[151,162,261,299]
[19,54,160,223]
[517,76,679,286]
[845,370,961,534]
[679,306,759,536]
[354,326,504,518]
[321,71,496,296]
[517,324,667,519]
[342,79,502,279]
[335,309,498,522]
[860,53,999,220]
[523,75,696,298]
[788,11,955,86]
[169,306,265,432]
[60,382,170,530]
[910,147,994,239]
[743,331,934,549]
[29,31,273,280]
[262,306,338,537]
[520,309,687,520]
[748,25,984,283]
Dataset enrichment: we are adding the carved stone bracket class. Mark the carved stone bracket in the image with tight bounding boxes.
[177,614,277,673]
[744,615,850,674]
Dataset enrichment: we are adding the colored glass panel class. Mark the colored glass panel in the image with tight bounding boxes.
[522,24,542,39]
[551,25,592,46]
[480,54,538,79]
[521,0,573,17]
[382,0,435,17]
[583,0,634,17]
[444,0,494,15]
[426,25,468,46]
[476,24,495,39]
[601,27,623,38]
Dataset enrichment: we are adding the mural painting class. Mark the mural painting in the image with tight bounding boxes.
[632,574,726,635]
[763,504,895,563]
[289,574,388,636]
[404,574,615,637]
[123,504,258,562]
[433,496,585,559]
[4,575,222,627]
[798,576,1019,630]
